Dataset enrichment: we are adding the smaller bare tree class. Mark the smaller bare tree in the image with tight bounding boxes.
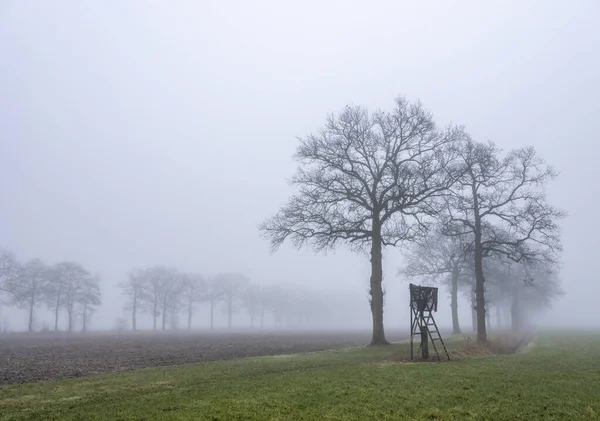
[217,273,248,329]
[58,262,89,332]
[241,285,261,328]
[0,248,17,314]
[180,273,206,330]
[119,269,147,331]
[204,277,224,329]
[402,230,472,334]
[78,274,102,332]
[139,266,169,331]
[156,267,182,330]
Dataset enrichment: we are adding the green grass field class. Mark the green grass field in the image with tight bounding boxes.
[1,333,599,420]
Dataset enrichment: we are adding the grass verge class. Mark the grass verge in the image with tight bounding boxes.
[1,333,599,420]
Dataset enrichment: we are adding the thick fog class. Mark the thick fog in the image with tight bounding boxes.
[1,1,599,332]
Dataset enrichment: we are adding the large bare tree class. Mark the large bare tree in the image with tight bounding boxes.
[217,273,248,329]
[78,274,102,332]
[180,273,206,330]
[402,230,471,334]
[4,259,50,332]
[58,262,89,332]
[119,269,147,331]
[0,248,17,315]
[204,277,225,330]
[155,266,182,331]
[444,139,564,342]
[142,267,162,331]
[46,262,88,331]
[260,96,464,344]
[241,284,262,328]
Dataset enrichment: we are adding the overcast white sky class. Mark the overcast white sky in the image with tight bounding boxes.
[1,1,599,330]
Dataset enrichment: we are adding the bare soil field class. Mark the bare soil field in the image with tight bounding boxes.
[0,330,405,384]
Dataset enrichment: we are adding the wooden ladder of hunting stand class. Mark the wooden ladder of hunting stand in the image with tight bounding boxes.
[409,283,450,361]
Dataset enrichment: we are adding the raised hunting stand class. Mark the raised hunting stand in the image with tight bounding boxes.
[409,283,450,361]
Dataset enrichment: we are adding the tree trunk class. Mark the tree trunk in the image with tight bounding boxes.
[260,308,264,329]
[472,194,487,343]
[227,296,232,329]
[486,306,491,331]
[67,306,73,333]
[28,298,35,332]
[496,303,501,329]
[504,305,511,328]
[54,296,61,331]
[162,307,167,330]
[132,297,137,332]
[153,300,158,331]
[210,299,214,329]
[450,266,461,335]
[188,300,193,330]
[369,221,388,345]
[471,280,477,333]
[82,302,88,332]
[474,243,487,342]
[511,284,520,331]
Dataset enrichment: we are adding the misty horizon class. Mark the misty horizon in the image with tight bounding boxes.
[1,1,599,333]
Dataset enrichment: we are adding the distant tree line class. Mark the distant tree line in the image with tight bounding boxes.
[261,95,564,344]
[119,267,330,331]
[0,249,102,332]
[0,249,331,333]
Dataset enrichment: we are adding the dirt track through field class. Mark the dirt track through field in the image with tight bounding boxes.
[0,330,404,384]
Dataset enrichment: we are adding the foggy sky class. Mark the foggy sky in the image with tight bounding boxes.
[1,1,599,330]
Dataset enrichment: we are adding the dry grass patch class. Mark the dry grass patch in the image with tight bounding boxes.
[375,331,534,364]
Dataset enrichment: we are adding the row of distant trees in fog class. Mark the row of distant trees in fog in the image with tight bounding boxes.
[0,249,329,333]
[119,267,328,331]
[0,250,101,332]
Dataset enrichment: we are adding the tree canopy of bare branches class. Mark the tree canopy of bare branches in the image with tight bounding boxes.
[4,259,50,332]
[444,138,565,342]
[260,96,466,344]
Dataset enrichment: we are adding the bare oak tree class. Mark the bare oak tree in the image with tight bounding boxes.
[4,259,50,331]
[78,274,102,332]
[180,273,206,330]
[0,248,17,314]
[155,266,181,331]
[57,262,89,332]
[217,273,248,329]
[241,284,261,328]
[260,96,465,344]
[444,139,564,342]
[142,267,162,331]
[119,269,147,331]
[204,277,225,330]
